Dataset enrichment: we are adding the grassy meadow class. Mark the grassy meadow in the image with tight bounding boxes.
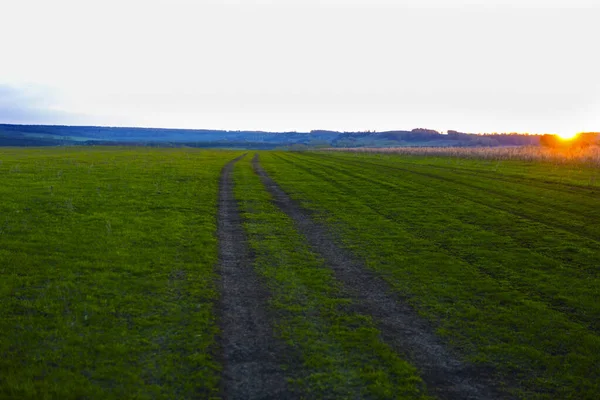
[1,146,599,399]
[260,151,600,399]
[0,147,238,398]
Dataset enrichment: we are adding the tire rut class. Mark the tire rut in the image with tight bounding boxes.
[217,154,291,400]
[252,153,510,400]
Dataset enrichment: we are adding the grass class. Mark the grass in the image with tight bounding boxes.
[260,151,600,399]
[233,155,430,399]
[0,147,239,399]
[3,146,599,399]
[360,151,600,188]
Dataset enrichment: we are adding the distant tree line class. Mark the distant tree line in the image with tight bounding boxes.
[447,131,540,146]
[2,124,596,149]
[333,128,542,147]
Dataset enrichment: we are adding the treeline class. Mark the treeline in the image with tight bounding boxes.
[1,124,596,149]
[331,128,541,147]
[446,130,540,146]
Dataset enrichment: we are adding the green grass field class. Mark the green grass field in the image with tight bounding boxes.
[1,147,598,399]
[259,151,600,399]
[0,148,237,399]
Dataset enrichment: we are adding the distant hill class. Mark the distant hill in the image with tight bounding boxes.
[0,124,545,149]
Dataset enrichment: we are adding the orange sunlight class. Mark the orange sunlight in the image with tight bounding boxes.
[557,132,580,140]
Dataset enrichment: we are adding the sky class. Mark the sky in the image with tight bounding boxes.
[1,0,599,135]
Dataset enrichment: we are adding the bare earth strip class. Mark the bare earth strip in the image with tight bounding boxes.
[217,155,291,399]
[252,154,508,400]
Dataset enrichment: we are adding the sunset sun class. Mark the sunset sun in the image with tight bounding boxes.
[557,132,579,140]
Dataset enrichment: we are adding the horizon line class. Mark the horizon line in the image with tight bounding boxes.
[0,122,572,136]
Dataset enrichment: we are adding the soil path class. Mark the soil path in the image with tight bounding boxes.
[252,153,508,400]
[217,155,291,399]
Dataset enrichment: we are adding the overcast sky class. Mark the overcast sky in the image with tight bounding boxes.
[1,0,598,134]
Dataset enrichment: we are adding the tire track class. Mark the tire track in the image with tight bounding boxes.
[271,153,600,332]
[217,154,291,400]
[286,152,600,273]
[252,153,508,400]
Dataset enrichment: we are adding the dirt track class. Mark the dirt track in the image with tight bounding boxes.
[217,155,292,399]
[252,153,507,400]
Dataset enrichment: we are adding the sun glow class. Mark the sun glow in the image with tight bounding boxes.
[557,132,579,140]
